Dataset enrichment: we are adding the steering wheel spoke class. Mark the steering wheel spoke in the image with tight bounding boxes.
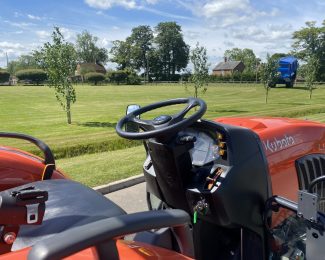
[132,117,155,131]
[170,98,199,124]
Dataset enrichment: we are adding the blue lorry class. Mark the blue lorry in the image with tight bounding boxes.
[270,56,298,88]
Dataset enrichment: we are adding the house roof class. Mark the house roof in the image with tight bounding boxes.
[213,61,242,71]
[78,63,106,74]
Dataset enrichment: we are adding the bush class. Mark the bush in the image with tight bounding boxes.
[16,69,47,85]
[107,70,128,85]
[209,71,258,83]
[0,71,10,83]
[126,71,141,85]
[85,72,106,85]
[107,69,141,85]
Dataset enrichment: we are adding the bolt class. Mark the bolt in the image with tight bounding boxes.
[3,232,16,245]
[312,232,319,239]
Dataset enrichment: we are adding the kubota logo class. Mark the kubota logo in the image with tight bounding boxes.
[263,135,295,153]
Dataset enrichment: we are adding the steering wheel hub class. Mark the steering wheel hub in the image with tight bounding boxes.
[153,115,172,125]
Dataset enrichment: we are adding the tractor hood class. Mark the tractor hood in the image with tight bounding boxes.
[214,117,325,201]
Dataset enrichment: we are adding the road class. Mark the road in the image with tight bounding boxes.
[105,182,148,213]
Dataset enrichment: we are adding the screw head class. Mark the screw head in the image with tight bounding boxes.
[3,232,16,245]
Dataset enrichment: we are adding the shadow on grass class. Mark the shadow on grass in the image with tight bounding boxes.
[77,121,117,128]
[276,102,308,106]
[212,109,248,113]
[275,85,313,91]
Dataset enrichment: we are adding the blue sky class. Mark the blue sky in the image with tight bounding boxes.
[0,0,324,69]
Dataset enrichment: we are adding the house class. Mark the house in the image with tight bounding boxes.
[212,58,245,76]
[75,63,106,77]
[9,76,18,85]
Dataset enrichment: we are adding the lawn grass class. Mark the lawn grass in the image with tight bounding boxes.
[1,83,324,186]
[57,145,145,187]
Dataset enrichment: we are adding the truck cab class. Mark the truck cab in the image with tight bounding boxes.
[274,56,298,88]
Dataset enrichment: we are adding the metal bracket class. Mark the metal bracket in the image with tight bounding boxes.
[306,227,325,260]
[297,190,318,222]
[26,204,39,224]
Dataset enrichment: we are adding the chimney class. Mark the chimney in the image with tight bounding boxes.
[224,57,227,63]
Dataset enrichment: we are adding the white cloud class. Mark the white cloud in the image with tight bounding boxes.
[98,37,110,48]
[86,0,191,20]
[35,30,51,39]
[85,0,137,9]
[230,24,293,43]
[200,0,249,18]
[60,27,76,41]
[0,41,31,66]
[4,20,35,29]
[145,0,158,4]
[0,41,24,50]
[13,12,22,18]
[27,14,42,20]
[178,0,280,28]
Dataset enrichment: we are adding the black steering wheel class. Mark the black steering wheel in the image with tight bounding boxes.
[116,97,207,140]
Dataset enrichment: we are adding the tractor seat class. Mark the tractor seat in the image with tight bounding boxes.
[10,179,126,251]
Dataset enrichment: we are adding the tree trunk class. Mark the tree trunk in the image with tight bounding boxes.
[265,88,268,104]
[309,86,312,99]
[66,99,71,124]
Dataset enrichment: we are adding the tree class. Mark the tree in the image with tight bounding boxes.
[75,30,108,65]
[7,54,40,75]
[85,72,105,85]
[127,25,154,82]
[260,54,278,104]
[109,40,134,70]
[190,43,209,98]
[106,70,128,85]
[154,22,189,80]
[304,55,319,99]
[224,48,258,73]
[15,69,47,85]
[35,27,77,124]
[271,53,288,61]
[292,20,325,81]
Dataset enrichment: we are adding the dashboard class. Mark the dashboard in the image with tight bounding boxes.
[181,128,220,166]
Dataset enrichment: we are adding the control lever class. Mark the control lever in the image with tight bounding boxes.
[177,135,196,144]
[193,199,209,224]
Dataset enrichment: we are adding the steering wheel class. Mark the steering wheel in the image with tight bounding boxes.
[116,97,207,140]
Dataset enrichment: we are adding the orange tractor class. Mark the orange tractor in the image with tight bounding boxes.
[0,98,324,260]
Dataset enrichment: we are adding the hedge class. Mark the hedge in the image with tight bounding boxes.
[85,72,106,85]
[16,69,47,85]
[0,71,10,83]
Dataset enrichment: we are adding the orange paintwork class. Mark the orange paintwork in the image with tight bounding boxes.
[0,117,324,259]
[215,117,325,201]
[0,240,193,260]
[0,146,66,191]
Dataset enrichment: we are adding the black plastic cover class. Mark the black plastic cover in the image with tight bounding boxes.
[11,179,126,251]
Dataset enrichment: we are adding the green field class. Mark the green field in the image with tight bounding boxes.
[1,83,324,187]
